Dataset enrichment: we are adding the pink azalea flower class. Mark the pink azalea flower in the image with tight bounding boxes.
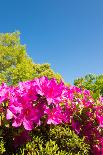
[13,130,31,148]
[35,77,64,105]
[45,105,63,125]
[7,100,45,130]
[18,80,37,101]
[92,145,102,155]
[71,119,81,135]
[95,106,103,128]
[96,115,103,128]
[0,83,9,104]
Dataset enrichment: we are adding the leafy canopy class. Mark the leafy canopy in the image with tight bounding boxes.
[74,73,103,98]
[0,32,62,85]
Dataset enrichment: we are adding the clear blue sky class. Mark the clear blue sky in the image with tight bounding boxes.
[0,0,103,84]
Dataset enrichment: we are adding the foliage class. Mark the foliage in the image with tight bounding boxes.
[74,74,103,99]
[0,32,62,85]
[0,125,89,155]
[19,125,89,155]
[0,138,5,154]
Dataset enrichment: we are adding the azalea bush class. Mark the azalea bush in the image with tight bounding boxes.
[0,76,103,154]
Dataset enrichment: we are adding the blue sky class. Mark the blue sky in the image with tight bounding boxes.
[0,0,103,84]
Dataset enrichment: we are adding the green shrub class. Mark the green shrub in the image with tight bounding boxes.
[0,125,90,154]
[18,125,90,155]
[0,138,5,154]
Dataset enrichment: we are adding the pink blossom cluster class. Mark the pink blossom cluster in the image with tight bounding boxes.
[0,76,103,154]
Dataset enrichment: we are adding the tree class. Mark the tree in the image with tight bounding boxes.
[0,32,62,85]
[74,73,103,98]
